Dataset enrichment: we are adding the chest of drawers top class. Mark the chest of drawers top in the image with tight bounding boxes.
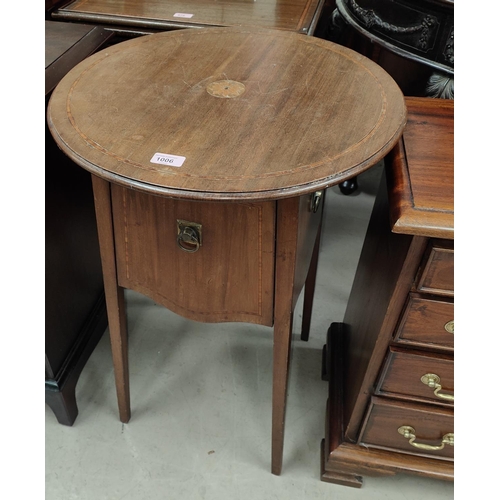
[387,97,454,240]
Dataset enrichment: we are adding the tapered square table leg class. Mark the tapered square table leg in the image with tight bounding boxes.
[271,197,302,475]
[92,175,130,423]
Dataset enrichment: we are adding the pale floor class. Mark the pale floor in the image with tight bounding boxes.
[45,162,454,499]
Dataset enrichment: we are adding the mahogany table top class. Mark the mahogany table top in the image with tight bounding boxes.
[52,0,325,34]
[387,97,454,239]
[47,27,406,201]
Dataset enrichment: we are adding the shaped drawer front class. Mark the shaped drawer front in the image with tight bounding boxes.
[416,241,454,297]
[111,185,276,325]
[376,348,454,405]
[360,397,454,459]
[394,294,454,351]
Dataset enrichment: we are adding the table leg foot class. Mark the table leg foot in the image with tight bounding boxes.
[111,286,131,423]
[45,382,78,426]
[272,311,293,476]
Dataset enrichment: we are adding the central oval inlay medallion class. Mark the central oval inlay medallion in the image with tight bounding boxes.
[206,80,246,98]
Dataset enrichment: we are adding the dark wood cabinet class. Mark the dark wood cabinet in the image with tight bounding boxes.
[320,0,454,195]
[45,21,114,425]
[326,0,454,98]
[321,97,454,486]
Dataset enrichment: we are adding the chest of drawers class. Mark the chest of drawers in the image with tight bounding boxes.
[321,96,454,486]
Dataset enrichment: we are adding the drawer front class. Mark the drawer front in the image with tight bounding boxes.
[111,185,276,325]
[376,348,454,405]
[394,294,454,351]
[416,242,454,297]
[360,397,454,459]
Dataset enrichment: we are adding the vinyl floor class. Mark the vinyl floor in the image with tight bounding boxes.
[45,162,454,500]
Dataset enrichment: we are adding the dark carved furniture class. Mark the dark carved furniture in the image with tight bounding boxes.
[329,0,454,97]
[324,0,454,194]
[321,97,454,486]
[45,21,114,425]
[47,27,406,474]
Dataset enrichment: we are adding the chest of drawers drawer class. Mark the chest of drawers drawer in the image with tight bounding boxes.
[376,347,454,405]
[415,241,454,297]
[359,397,454,460]
[394,294,454,351]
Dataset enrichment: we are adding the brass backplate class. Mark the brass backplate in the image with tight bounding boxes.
[177,219,202,246]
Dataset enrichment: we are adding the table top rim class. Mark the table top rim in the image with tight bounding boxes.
[388,97,454,239]
[48,26,407,201]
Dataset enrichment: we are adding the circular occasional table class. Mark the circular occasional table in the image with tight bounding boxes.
[48,26,406,475]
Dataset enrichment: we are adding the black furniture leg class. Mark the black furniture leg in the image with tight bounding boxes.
[339,177,358,195]
[45,380,79,426]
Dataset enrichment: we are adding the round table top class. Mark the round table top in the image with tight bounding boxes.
[48,27,407,201]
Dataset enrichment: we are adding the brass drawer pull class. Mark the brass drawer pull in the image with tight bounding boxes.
[177,220,202,253]
[444,320,454,333]
[420,373,454,401]
[310,191,323,213]
[398,426,454,451]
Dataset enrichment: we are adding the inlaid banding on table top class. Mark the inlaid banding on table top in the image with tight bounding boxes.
[48,27,406,198]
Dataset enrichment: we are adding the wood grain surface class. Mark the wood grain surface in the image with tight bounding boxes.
[91,176,131,423]
[376,347,454,405]
[52,0,325,34]
[111,185,276,324]
[341,175,427,440]
[415,241,454,297]
[394,294,454,351]
[47,26,406,201]
[360,397,454,460]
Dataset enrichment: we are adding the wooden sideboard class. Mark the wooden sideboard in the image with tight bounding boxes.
[49,0,326,36]
[321,97,454,486]
[45,21,114,425]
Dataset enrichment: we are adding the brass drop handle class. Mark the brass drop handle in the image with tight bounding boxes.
[444,320,454,333]
[310,191,323,213]
[420,373,454,401]
[176,220,202,253]
[398,426,454,451]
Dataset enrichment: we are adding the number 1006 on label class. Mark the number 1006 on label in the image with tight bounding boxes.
[150,153,186,167]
